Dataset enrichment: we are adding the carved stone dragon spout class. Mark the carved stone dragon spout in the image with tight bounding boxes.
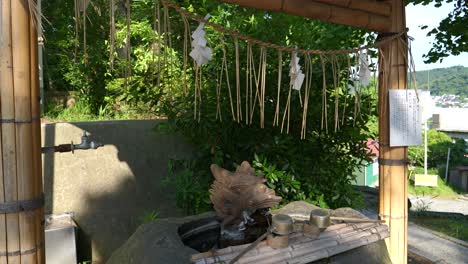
[209,161,282,228]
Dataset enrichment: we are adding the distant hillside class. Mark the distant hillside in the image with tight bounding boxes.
[413,66,468,98]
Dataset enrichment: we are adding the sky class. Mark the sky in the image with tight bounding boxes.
[406,3,468,70]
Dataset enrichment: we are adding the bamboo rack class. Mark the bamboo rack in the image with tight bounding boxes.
[191,222,390,264]
[0,0,44,263]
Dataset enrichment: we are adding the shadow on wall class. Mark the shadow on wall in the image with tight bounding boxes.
[41,120,194,263]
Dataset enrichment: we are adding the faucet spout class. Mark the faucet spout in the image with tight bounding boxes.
[41,131,104,153]
[73,131,104,150]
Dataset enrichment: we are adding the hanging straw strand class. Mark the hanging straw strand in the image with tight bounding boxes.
[219,38,236,121]
[156,0,162,89]
[249,45,263,124]
[109,0,115,70]
[320,54,328,133]
[194,64,199,120]
[245,42,251,124]
[260,47,267,128]
[216,48,225,121]
[301,54,312,139]
[331,55,340,132]
[342,55,352,126]
[234,37,242,122]
[273,51,282,127]
[180,12,191,94]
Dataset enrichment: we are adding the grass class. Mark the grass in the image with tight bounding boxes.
[408,167,464,199]
[410,215,468,242]
[43,99,158,122]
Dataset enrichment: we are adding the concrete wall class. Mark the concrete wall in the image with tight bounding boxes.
[41,120,193,263]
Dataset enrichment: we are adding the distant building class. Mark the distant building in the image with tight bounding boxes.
[432,107,468,142]
[354,139,379,187]
[448,166,468,192]
[432,94,467,108]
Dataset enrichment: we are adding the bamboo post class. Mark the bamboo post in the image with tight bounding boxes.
[30,1,45,262]
[1,1,21,263]
[0,0,44,262]
[0,0,8,259]
[378,1,408,263]
[12,0,37,262]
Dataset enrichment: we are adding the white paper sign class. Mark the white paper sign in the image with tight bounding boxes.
[389,89,422,147]
[419,91,434,121]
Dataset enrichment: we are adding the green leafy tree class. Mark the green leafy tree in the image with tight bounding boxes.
[409,129,468,168]
[414,66,468,98]
[407,0,467,63]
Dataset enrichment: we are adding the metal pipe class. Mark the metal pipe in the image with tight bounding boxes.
[445,147,451,182]
[41,131,104,153]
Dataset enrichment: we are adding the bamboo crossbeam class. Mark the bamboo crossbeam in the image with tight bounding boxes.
[330,217,385,223]
[313,0,391,17]
[217,0,391,32]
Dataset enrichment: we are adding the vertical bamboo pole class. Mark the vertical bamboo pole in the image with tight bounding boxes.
[0,1,10,262]
[30,1,45,262]
[378,0,408,263]
[0,0,44,262]
[12,0,37,262]
[1,0,21,263]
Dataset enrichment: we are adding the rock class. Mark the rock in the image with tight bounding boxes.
[66,97,76,108]
[106,212,215,264]
[331,207,367,219]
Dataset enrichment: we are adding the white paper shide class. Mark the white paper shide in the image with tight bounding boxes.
[290,52,305,91]
[359,51,371,86]
[190,14,212,66]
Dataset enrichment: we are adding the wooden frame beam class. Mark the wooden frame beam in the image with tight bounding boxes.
[313,0,391,17]
[218,0,392,32]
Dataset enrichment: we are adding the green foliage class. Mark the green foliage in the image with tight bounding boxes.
[408,167,464,199]
[410,215,468,242]
[408,129,467,169]
[162,79,374,210]
[139,210,159,224]
[45,0,376,212]
[407,0,467,63]
[414,66,468,98]
[157,2,374,209]
[43,0,109,108]
[252,155,306,204]
[164,159,212,215]
[104,14,184,114]
[43,97,152,121]
[44,98,102,122]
